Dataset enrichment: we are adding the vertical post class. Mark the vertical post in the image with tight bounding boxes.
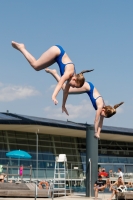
[30,165,32,182]
[7,164,8,182]
[35,129,39,200]
[71,163,72,194]
[36,130,39,180]
[86,125,98,197]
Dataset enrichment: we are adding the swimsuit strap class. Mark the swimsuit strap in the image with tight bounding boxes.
[65,63,76,75]
[65,62,75,66]
[95,96,105,106]
[95,96,102,100]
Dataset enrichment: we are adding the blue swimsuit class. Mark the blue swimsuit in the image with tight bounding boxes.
[55,45,75,76]
[86,82,102,110]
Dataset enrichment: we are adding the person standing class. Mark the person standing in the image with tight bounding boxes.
[118,168,123,180]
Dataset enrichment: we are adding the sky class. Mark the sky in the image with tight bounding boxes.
[0,0,133,128]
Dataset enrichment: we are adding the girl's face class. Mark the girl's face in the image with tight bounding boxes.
[69,77,80,88]
[100,108,106,117]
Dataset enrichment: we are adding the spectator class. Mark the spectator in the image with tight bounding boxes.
[0,165,3,173]
[19,164,24,176]
[118,168,123,180]
[106,178,111,191]
[109,176,124,200]
[98,167,102,175]
[93,175,106,199]
[38,181,49,189]
[109,169,114,177]
[126,182,133,188]
[0,173,6,183]
[99,167,108,178]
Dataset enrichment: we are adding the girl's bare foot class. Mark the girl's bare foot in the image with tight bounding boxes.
[11,41,25,51]
[94,133,100,139]
[45,68,57,75]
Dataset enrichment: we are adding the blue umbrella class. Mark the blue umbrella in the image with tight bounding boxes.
[6,150,32,177]
[6,150,32,159]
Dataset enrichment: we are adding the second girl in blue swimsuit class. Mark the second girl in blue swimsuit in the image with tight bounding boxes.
[45,68,124,139]
[11,42,92,115]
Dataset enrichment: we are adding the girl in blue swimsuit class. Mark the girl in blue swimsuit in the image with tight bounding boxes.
[45,68,124,139]
[11,42,92,115]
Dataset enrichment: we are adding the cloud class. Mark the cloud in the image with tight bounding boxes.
[45,84,56,94]
[44,99,94,120]
[49,84,56,90]
[0,82,40,102]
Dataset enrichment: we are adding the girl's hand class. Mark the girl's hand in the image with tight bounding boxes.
[52,97,58,105]
[62,105,69,115]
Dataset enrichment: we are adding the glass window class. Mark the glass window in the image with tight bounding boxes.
[71,149,77,155]
[27,133,36,139]
[126,165,133,173]
[127,158,133,163]
[28,139,36,145]
[77,138,86,144]
[39,134,51,140]
[53,136,61,141]
[60,136,74,143]
[38,153,43,160]
[109,157,118,163]
[29,153,36,160]
[100,156,109,163]
[98,157,101,163]
[54,142,62,147]
[16,138,28,144]
[16,144,29,151]
[8,138,16,143]
[40,146,54,153]
[59,148,72,155]
[38,161,44,168]
[56,148,63,154]
[48,154,55,161]
[0,150,7,158]
[16,132,28,138]
[0,136,4,142]
[0,144,4,151]
[54,142,74,148]
[0,158,9,165]
[9,144,17,150]
[7,131,16,137]
[29,145,37,152]
[39,141,52,146]
[67,155,77,162]
[118,157,127,163]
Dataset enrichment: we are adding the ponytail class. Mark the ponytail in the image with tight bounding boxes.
[114,102,124,109]
[104,102,124,118]
[80,69,94,74]
[75,69,94,87]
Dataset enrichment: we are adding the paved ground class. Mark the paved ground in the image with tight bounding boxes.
[0,193,115,200]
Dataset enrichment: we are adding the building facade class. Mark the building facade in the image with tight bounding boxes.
[0,112,133,180]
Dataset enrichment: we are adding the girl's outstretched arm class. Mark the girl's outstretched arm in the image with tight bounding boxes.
[68,84,87,94]
[62,81,70,115]
[46,68,87,95]
[97,115,104,137]
[52,73,70,104]
[94,108,103,137]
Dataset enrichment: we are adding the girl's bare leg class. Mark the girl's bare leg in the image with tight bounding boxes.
[108,190,115,200]
[45,68,66,90]
[45,68,61,82]
[11,41,60,71]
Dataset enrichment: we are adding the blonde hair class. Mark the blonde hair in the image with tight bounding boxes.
[75,69,94,87]
[104,102,124,118]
